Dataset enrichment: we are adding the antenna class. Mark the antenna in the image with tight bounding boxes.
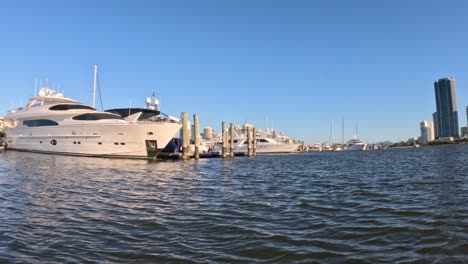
[45,78,48,88]
[92,64,97,108]
[355,121,358,137]
[34,79,37,96]
[97,72,104,110]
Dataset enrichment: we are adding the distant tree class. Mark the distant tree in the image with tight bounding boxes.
[389,141,413,148]
[427,140,456,145]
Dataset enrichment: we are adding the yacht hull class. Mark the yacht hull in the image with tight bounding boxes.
[344,144,367,151]
[215,143,301,155]
[5,122,181,159]
[246,143,301,154]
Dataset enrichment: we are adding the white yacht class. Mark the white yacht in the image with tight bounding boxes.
[212,126,301,155]
[344,136,367,151]
[308,143,322,152]
[3,87,182,158]
[213,136,300,155]
[321,143,333,151]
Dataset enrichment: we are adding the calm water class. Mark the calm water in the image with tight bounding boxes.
[0,145,467,263]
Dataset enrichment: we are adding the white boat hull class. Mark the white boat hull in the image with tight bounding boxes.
[344,144,367,151]
[245,143,300,154]
[215,143,300,154]
[5,122,181,158]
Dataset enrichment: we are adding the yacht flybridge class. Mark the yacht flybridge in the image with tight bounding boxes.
[4,87,182,158]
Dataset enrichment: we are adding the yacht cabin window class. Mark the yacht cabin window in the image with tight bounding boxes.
[72,113,123,121]
[23,119,59,127]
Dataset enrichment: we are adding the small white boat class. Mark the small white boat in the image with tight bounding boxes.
[308,143,322,152]
[321,143,333,151]
[333,144,343,151]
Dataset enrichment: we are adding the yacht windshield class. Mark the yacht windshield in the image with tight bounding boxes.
[28,100,43,108]
[50,104,95,111]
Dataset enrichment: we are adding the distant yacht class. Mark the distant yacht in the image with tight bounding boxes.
[213,125,301,155]
[343,121,367,151]
[308,143,322,152]
[213,136,300,155]
[333,144,343,151]
[321,143,332,151]
[344,136,367,151]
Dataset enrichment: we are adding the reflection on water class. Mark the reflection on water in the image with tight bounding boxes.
[0,145,467,263]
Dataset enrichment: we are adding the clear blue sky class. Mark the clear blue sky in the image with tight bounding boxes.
[1,0,467,144]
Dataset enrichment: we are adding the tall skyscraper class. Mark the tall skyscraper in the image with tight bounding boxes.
[433,78,459,138]
[420,120,434,143]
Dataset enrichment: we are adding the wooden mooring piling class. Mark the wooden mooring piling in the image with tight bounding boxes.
[179,112,258,159]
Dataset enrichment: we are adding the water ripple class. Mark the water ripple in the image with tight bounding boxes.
[0,145,467,263]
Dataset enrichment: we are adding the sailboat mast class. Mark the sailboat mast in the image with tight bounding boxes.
[355,121,358,137]
[342,117,344,145]
[92,64,97,108]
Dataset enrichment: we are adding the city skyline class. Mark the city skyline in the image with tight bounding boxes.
[1,1,468,144]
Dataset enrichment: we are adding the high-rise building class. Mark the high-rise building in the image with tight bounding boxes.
[433,78,459,138]
[461,127,468,137]
[432,112,438,138]
[420,120,434,143]
[203,127,213,140]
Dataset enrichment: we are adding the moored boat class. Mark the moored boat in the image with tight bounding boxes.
[212,124,301,155]
[4,87,181,159]
[344,136,367,151]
